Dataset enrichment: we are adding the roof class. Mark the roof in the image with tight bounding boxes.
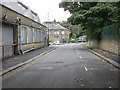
[43,23,68,30]
[0,0,40,23]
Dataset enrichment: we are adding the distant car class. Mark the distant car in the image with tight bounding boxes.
[49,42,53,45]
[53,41,60,45]
[82,40,86,42]
[77,40,82,42]
[77,39,86,42]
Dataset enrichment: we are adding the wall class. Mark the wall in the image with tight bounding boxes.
[88,25,119,55]
[99,37,119,55]
[21,43,44,52]
[19,25,45,52]
[88,37,120,55]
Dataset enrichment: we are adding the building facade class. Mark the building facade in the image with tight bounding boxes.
[0,0,48,59]
[43,21,71,44]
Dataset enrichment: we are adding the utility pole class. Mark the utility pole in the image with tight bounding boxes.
[47,12,49,46]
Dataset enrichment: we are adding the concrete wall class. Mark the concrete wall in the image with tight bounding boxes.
[88,37,120,55]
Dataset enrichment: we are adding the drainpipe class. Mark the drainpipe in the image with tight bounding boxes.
[18,25,22,54]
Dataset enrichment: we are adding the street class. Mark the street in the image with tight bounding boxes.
[3,43,119,88]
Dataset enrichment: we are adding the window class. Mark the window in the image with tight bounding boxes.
[62,31,64,34]
[57,31,59,34]
[47,31,50,34]
[54,36,58,40]
[54,31,59,35]
[54,31,57,35]
[27,28,33,43]
[20,26,27,44]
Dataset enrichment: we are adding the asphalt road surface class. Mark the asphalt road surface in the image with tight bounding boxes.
[2,43,119,88]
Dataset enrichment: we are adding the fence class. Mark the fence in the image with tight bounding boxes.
[101,25,119,37]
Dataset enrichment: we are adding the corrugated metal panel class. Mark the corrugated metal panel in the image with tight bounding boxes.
[34,30,37,43]
[0,23,2,60]
[2,23,13,57]
[27,28,33,43]
[38,31,41,42]
[41,31,44,42]
[20,26,27,44]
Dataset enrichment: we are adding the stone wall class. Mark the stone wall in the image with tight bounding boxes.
[88,37,120,55]
[21,42,44,52]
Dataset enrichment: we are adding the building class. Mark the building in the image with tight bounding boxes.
[0,0,48,59]
[43,21,71,45]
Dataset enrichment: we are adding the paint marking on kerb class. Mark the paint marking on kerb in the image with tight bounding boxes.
[79,56,82,59]
[85,67,88,71]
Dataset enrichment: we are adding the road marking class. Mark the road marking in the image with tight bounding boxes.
[79,56,82,58]
[39,67,53,70]
[85,67,88,71]
[81,84,85,86]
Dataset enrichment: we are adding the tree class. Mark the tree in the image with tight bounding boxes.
[59,2,118,39]
[60,21,84,38]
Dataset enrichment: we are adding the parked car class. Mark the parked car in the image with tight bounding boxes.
[53,41,60,45]
[49,42,53,45]
[77,39,82,42]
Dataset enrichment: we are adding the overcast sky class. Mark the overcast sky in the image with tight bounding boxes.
[19,0,71,23]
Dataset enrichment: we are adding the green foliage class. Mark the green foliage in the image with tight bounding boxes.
[102,25,119,37]
[49,40,52,42]
[59,2,119,39]
[60,21,84,38]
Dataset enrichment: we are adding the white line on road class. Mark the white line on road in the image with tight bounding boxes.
[39,67,53,70]
[79,56,82,58]
[85,67,88,71]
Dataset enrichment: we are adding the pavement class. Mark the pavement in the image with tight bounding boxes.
[2,43,119,88]
[86,46,120,69]
[2,46,56,72]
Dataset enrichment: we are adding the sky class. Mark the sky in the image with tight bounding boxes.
[19,0,71,23]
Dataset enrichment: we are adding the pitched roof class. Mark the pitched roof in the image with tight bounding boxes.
[43,23,67,30]
[0,0,40,23]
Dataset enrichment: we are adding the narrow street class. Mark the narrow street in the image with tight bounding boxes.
[3,43,119,88]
